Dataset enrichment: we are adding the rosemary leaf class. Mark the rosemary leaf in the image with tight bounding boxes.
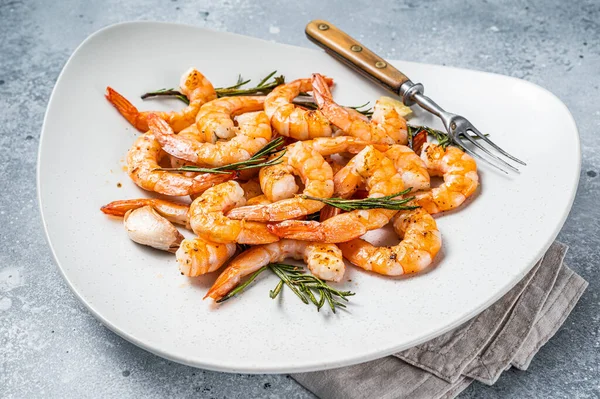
[141,71,284,103]
[269,280,284,299]
[302,188,418,211]
[216,265,268,303]
[269,264,309,304]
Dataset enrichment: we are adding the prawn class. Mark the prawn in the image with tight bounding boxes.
[177,238,237,277]
[226,141,334,221]
[257,136,382,203]
[189,181,279,244]
[123,206,184,253]
[126,132,234,196]
[385,145,430,191]
[147,111,272,167]
[181,96,266,143]
[264,77,334,140]
[339,208,441,275]
[312,73,408,144]
[205,239,345,301]
[416,142,479,213]
[106,68,216,132]
[267,146,406,243]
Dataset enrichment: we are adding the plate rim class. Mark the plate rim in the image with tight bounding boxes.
[37,20,581,373]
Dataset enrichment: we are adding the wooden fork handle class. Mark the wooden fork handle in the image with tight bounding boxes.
[305,19,410,94]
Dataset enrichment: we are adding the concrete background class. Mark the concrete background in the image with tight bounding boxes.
[1,0,598,397]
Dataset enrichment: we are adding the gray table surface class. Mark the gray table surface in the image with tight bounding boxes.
[1,0,598,397]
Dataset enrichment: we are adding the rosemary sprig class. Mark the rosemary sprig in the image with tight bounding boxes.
[141,71,284,102]
[347,101,374,117]
[292,96,373,117]
[302,188,418,212]
[408,124,489,150]
[216,74,251,91]
[216,263,354,313]
[156,137,286,174]
[408,125,452,149]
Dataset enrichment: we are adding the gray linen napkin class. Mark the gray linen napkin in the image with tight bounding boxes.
[292,242,588,399]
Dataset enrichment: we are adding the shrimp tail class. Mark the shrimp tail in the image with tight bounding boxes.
[204,265,243,301]
[311,73,332,108]
[105,87,150,132]
[101,199,153,217]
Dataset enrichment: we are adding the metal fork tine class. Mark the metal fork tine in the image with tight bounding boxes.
[458,141,509,174]
[459,133,519,173]
[469,126,526,165]
[456,135,512,174]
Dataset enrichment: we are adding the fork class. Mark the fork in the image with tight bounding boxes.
[305,20,526,174]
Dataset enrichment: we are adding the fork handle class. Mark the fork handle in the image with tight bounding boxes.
[305,19,411,94]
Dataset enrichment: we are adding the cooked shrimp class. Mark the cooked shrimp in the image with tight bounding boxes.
[312,73,408,144]
[227,141,334,221]
[148,111,272,167]
[101,198,190,226]
[416,142,479,213]
[338,208,441,276]
[105,68,216,132]
[205,239,345,301]
[264,77,334,140]
[255,129,375,203]
[123,206,184,253]
[127,132,234,196]
[267,146,405,243]
[183,96,266,143]
[177,238,236,277]
[385,145,430,191]
[189,181,279,244]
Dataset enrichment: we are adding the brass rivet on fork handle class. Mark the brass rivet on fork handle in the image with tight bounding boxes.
[318,23,329,31]
[375,61,387,69]
[350,45,362,52]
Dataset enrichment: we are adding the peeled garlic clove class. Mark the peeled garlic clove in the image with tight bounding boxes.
[124,206,184,253]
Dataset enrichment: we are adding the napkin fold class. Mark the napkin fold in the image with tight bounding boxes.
[292,242,587,399]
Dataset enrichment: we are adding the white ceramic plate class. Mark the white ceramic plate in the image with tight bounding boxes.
[38,22,580,373]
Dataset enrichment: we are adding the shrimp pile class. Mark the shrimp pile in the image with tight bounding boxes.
[101,69,479,308]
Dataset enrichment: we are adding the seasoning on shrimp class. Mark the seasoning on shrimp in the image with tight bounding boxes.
[339,208,441,276]
[189,181,280,244]
[178,96,266,143]
[177,238,236,277]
